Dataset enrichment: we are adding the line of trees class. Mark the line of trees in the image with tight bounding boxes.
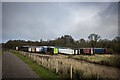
[2,34,120,55]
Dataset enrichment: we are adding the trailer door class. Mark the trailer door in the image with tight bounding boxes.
[91,49,93,55]
[54,48,58,55]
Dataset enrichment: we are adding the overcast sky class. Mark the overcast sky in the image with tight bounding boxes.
[2,2,118,43]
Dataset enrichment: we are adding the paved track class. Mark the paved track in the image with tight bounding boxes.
[2,51,39,78]
[0,55,2,79]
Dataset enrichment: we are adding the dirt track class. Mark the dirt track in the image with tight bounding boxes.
[2,51,39,78]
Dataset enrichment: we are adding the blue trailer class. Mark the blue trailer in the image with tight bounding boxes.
[94,48,107,54]
[42,46,48,53]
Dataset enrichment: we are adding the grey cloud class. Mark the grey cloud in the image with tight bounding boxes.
[70,2,118,40]
[2,2,118,43]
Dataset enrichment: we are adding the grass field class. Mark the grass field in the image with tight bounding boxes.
[11,51,61,78]
[70,54,120,68]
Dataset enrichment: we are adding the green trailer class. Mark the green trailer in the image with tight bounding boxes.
[53,48,58,55]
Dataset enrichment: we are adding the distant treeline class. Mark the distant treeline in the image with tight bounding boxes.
[2,34,120,55]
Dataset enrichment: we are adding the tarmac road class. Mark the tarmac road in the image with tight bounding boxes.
[2,51,39,78]
[0,54,2,79]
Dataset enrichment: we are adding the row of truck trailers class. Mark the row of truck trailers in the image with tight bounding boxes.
[16,46,107,55]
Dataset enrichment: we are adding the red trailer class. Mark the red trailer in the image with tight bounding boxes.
[82,48,94,55]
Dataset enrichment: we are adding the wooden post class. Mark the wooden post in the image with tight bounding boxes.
[37,55,39,64]
[97,73,99,80]
[38,56,40,65]
[28,53,30,58]
[24,52,25,56]
[36,55,38,63]
[42,57,43,65]
[34,53,35,61]
[56,60,58,73]
[32,54,33,60]
[70,64,72,79]
[47,58,49,69]
[29,53,31,59]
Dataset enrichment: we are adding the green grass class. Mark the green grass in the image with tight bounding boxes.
[11,51,61,78]
[71,54,111,62]
[71,54,120,68]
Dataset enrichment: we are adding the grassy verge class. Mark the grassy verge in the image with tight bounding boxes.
[11,51,61,78]
[70,54,120,68]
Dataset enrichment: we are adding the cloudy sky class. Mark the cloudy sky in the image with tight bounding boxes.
[2,2,118,43]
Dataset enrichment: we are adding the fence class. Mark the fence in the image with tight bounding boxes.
[14,50,85,79]
[12,50,120,79]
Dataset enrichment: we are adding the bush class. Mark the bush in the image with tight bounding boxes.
[107,49,114,54]
[108,55,120,68]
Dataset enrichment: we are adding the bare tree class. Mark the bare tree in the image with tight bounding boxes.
[88,34,101,48]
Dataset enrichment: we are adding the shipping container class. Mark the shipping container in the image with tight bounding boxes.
[94,48,107,54]
[81,48,94,55]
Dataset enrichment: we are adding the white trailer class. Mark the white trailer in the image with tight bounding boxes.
[35,47,43,52]
[58,48,74,55]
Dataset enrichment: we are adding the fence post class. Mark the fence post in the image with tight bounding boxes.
[32,53,34,61]
[70,64,72,79]
[28,53,30,59]
[97,73,99,80]
[37,55,39,64]
[47,58,50,69]
[30,53,32,59]
[38,56,40,65]
[31,53,34,61]
[22,52,24,55]
[24,52,25,56]
[34,53,35,61]
[29,53,31,59]
[42,56,43,65]
[36,55,38,63]
[56,60,58,73]
[20,52,21,55]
